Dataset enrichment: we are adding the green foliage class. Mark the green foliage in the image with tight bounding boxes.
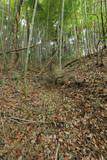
[0,0,107,70]
[0,0,106,36]
[100,36,107,40]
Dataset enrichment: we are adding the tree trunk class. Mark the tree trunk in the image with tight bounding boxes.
[59,0,65,70]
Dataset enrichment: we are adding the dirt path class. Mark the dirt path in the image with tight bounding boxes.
[0,54,107,159]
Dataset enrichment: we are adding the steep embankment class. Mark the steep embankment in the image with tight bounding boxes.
[0,53,107,159]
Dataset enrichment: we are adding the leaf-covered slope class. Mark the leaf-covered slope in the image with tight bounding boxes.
[0,53,107,159]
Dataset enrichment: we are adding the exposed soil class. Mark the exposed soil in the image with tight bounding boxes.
[0,54,107,160]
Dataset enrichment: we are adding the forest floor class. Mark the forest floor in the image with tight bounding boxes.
[0,53,107,160]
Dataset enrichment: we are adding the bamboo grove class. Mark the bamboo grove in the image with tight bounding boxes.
[0,0,107,72]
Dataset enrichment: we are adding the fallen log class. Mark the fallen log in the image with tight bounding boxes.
[0,38,58,55]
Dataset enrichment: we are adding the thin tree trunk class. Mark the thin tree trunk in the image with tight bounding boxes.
[100,0,105,65]
[59,0,65,70]
[104,0,107,33]
[24,0,38,93]
[12,0,24,66]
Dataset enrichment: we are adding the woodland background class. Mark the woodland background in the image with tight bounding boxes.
[0,0,107,160]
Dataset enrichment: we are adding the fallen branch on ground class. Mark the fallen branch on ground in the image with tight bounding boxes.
[0,112,74,128]
[0,38,57,55]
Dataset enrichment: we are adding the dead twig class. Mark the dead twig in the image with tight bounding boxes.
[0,112,75,128]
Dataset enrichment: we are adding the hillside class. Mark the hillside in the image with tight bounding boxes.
[0,53,107,160]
